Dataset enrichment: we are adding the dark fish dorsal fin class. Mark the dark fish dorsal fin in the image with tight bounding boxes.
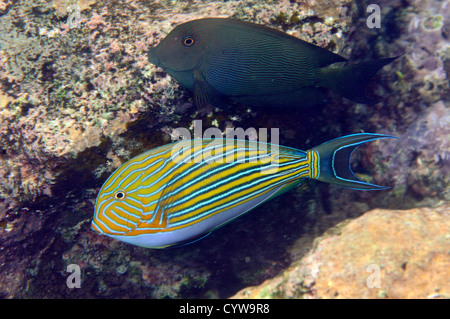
[306,42,347,67]
[220,18,347,67]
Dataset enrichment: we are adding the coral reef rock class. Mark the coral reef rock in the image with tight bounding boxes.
[232,203,450,299]
[1,0,449,299]
[0,0,358,299]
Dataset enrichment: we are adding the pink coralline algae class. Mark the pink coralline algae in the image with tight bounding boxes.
[348,0,450,207]
[0,0,448,299]
[378,100,450,205]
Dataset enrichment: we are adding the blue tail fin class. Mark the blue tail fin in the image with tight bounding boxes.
[311,133,396,190]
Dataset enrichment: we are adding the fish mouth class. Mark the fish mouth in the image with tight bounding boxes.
[91,218,103,234]
[147,48,203,72]
[163,57,203,73]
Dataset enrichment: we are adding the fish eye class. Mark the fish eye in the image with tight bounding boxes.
[114,191,126,200]
[183,36,194,47]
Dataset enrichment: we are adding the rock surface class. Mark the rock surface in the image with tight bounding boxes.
[0,0,360,299]
[0,0,449,299]
[232,204,450,299]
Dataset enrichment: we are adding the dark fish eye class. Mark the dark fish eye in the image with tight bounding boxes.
[183,36,194,47]
[114,191,126,200]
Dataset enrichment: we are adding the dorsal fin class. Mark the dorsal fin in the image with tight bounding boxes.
[221,18,348,67]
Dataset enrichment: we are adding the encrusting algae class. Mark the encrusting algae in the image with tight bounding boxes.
[0,0,356,205]
[0,0,448,299]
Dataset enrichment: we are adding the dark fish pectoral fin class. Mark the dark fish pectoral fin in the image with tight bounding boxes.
[193,71,221,108]
[311,133,397,190]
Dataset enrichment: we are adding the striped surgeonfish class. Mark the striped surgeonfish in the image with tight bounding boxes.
[92,133,395,248]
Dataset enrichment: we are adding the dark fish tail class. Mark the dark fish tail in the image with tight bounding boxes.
[319,57,398,104]
[310,133,396,190]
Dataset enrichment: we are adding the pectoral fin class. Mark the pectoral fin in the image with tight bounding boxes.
[139,172,182,230]
[193,71,221,108]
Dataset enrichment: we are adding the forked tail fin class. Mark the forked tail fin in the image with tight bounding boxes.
[310,133,396,190]
[319,57,399,104]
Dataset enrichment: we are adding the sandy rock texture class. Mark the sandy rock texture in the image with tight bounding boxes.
[232,203,450,299]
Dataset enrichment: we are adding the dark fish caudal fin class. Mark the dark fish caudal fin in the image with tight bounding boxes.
[319,57,398,104]
[311,133,397,190]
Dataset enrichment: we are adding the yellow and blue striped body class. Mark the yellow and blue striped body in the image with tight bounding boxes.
[92,134,394,248]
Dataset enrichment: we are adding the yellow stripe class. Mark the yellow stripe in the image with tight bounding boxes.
[96,140,313,237]
[170,162,310,224]
[124,160,311,236]
[125,185,280,236]
[313,150,319,179]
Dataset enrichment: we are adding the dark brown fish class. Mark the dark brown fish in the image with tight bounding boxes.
[148,18,396,108]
